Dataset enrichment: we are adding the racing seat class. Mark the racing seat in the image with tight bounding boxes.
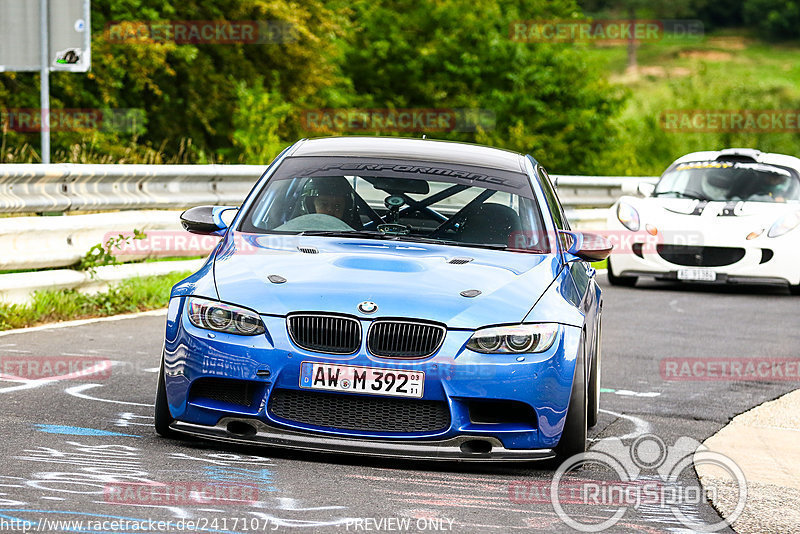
[458,203,522,246]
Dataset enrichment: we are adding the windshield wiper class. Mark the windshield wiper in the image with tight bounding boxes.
[298,230,388,238]
[653,191,709,201]
[299,230,511,250]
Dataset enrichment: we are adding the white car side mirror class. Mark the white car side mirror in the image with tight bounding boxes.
[637,182,656,197]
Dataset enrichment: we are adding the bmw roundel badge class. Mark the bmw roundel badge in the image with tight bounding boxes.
[358,301,378,314]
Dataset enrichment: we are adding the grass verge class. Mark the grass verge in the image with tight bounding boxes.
[0,271,191,331]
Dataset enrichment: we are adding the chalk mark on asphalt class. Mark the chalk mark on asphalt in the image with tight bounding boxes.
[598,408,652,440]
[669,299,685,313]
[64,384,153,407]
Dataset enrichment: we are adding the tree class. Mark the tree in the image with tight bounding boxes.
[335,0,626,173]
[1,0,348,162]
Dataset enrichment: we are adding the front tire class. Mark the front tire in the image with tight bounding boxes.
[606,257,637,287]
[154,359,178,438]
[555,333,588,460]
[790,284,800,296]
[587,319,601,428]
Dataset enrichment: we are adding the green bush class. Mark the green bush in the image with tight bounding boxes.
[743,0,800,40]
[0,272,190,330]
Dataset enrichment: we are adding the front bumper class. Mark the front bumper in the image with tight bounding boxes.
[605,223,798,287]
[614,269,791,287]
[162,297,583,455]
[171,417,556,462]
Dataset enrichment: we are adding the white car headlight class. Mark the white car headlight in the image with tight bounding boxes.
[466,324,559,354]
[187,297,265,335]
[616,202,640,232]
[767,210,800,238]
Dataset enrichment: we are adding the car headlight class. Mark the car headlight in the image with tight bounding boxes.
[767,210,800,238]
[616,202,640,232]
[187,297,265,335]
[466,324,559,354]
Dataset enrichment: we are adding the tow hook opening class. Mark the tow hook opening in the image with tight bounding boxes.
[460,439,492,454]
[226,420,257,438]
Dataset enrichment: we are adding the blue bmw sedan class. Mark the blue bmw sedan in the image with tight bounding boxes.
[155,137,611,462]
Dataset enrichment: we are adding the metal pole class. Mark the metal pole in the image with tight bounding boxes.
[39,0,50,164]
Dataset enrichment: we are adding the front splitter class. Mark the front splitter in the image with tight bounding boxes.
[170,417,556,462]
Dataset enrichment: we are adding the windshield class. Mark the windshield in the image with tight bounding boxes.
[654,161,800,203]
[239,156,551,253]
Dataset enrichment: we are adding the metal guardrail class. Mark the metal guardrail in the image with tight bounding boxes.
[0,164,660,302]
[0,165,660,291]
[0,164,263,213]
[0,163,657,213]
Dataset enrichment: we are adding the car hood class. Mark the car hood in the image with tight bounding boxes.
[618,196,799,233]
[213,232,560,329]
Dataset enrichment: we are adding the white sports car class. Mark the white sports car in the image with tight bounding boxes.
[606,148,800,294]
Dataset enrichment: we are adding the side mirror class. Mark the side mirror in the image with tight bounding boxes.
[558,230,613,262]
[180,206,238,236]
[637,182,656,197]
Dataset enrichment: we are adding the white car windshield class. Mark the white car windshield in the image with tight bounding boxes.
[239,156,552,253]
[654,161,800,203]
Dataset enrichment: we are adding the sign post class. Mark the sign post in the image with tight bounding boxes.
[40,0,50,163]
[0,0,91,163]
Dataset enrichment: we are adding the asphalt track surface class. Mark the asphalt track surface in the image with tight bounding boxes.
[0,276,797,534]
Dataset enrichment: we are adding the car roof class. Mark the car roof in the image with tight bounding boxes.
[671,148,800,171]
[287,137,528,173]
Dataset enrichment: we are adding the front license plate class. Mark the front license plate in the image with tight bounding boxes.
[300,362,424,398]
[677,268,717,281]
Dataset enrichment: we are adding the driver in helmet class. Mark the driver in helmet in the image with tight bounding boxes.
[301,177,361,226]
[751,172,792,202]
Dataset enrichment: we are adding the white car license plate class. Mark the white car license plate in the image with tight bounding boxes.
[299,362,424,398]
[677,268,717,281]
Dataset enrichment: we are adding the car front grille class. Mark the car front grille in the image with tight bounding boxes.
[367,320,445,359]
[189,378,259,408]
[657,245,745,267]
[287,314,361,354]
[267,388,451,433]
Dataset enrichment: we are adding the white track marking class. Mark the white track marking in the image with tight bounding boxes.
[0,309,167,337]
[65,384,153,407]
[612,389,661,398]
[93,501,190,519]
[599,408,652,440]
